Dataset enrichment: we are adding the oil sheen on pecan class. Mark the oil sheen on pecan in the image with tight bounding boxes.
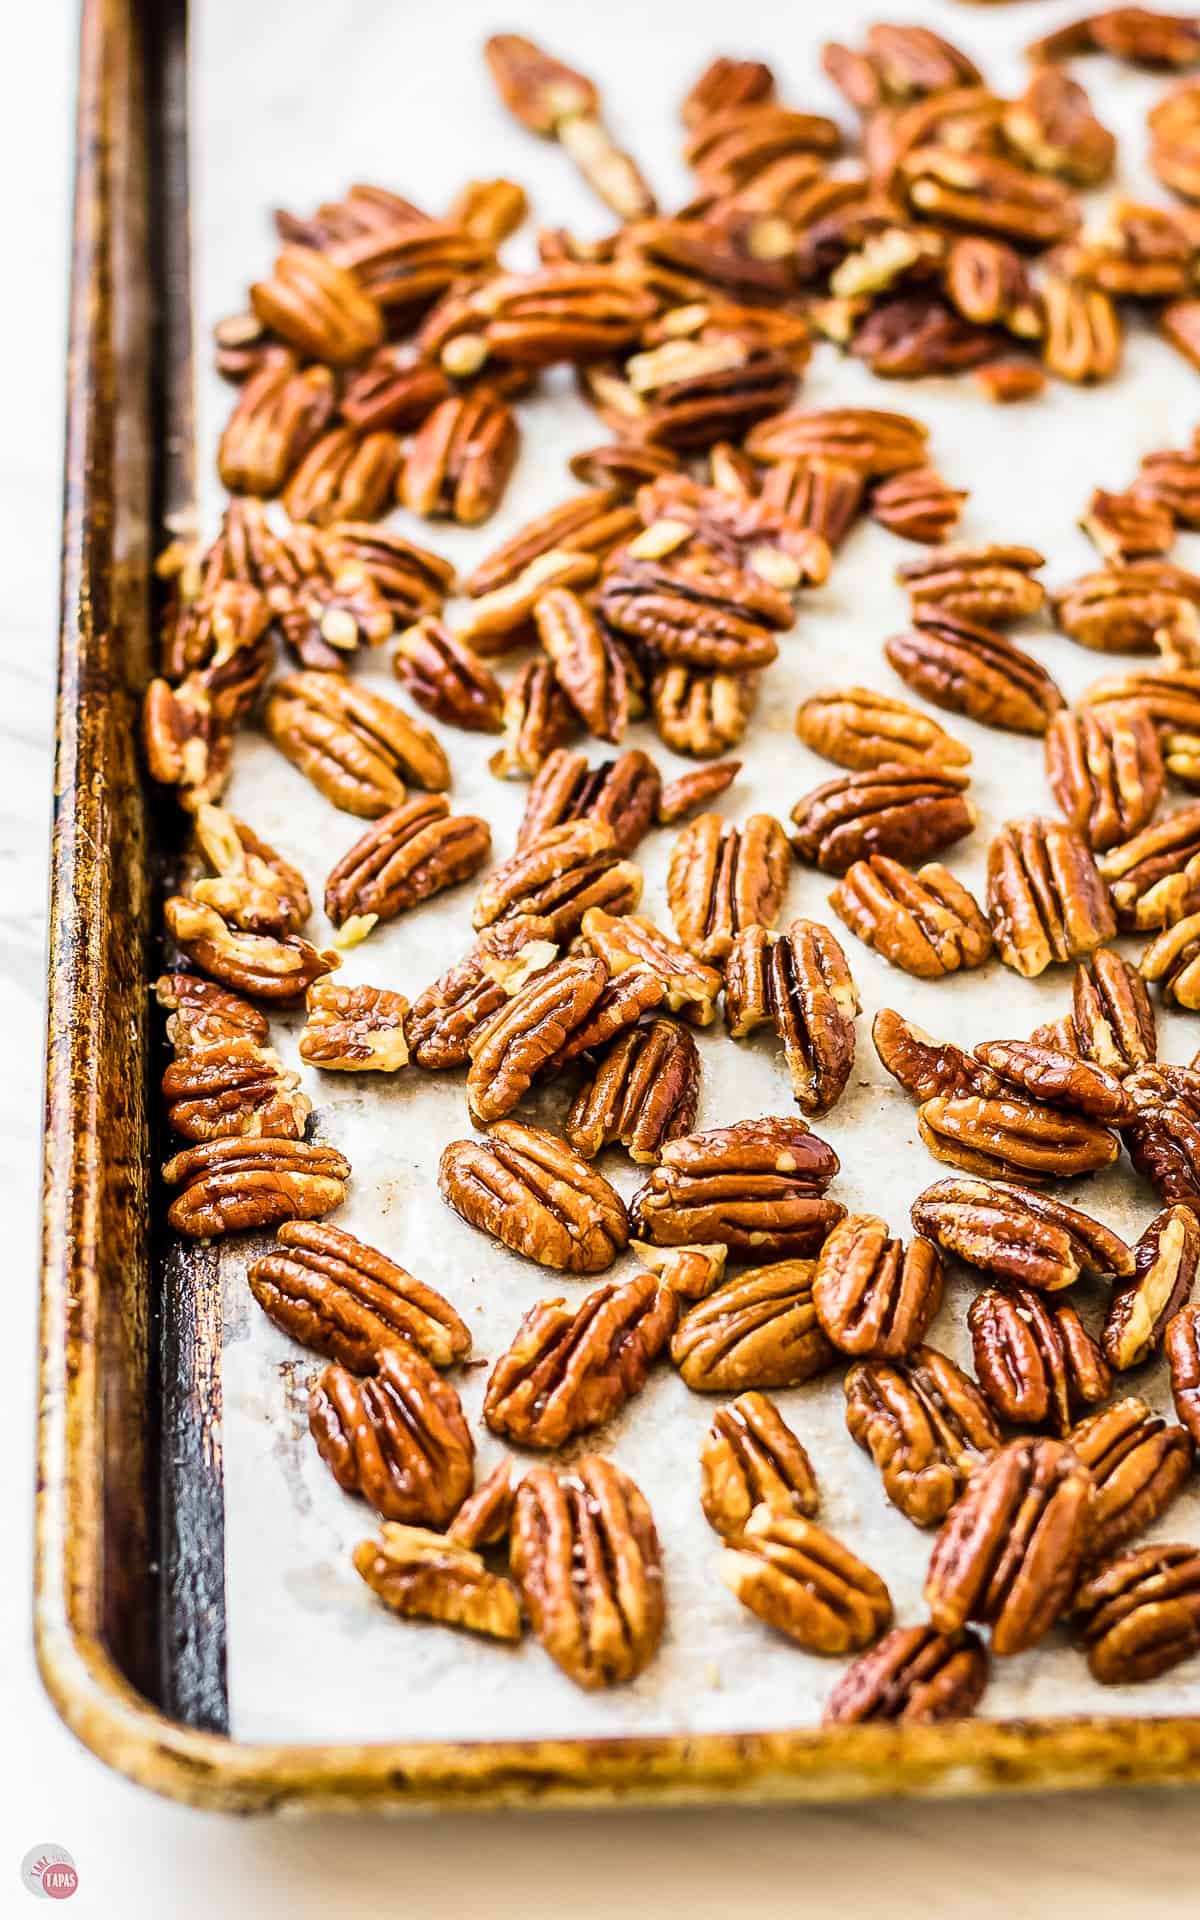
[666,811,792,962]
[580,908,724,1025]
[830,856,991,979]
[473,820,642,942]
[438,1119,629,1274]
[631,1116,844,1260]
[324,796,491,931]
[790,763,975,876]
[723,919,859,1116]
[309,1343,474,1525]
[719,1507,893,1655]
[1069,1397,1193,1561]
[910,1176,1135,1290]
[353,1524,522,1641]
[1071,1542,1200,1684]
[987,816,1116,976]
[844,1345,1000,1527]
[813,1214,943,1359]
[968,1286,1112,1433]
[823,1623,989,1726]
[565,1017,700,1163]
[298,979,411,1073]
[1044,704,1165,852]
[795,685,971,774]
[699,1391,819,1539]
[516,747,661,855]
[670,1258,836,1391]
[1103,1203,1200,1370]
[247,1220,470,1369]
[1166,1303,1200,1446]
[885,613,1065,736]
[163,1138,350,1239]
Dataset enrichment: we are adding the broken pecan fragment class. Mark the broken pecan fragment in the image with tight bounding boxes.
[699,1391,818,1539]
[656,761,741,829]
[353,1525,521,1642]
[164,1137,349,1239]
[517,747,660,856]
[1072,947,1157,1071]
[1082,487,1176,564]
[1045,703,1164,852]
[1166,1304,1200,1446]
[163,897,337,1003]
[795,686,971,775]
[248,1220,469,1370]
[161,1038,309,1143]
[511,1456,665,1689]
[791,764,975,877]
[1070,1397,1192,1560]
[439,1120,628,1274]
[1103,1203,1200,1370]
[484,36,655,220]
[987,816,1116,976]
[580,908,723,1026]
[401,390,520,525]
[630,1240,727,1303]
[298,979,410,1073]
[446,1456,522,1551]
[1098,804,1200,927]
[323,796,490,933]
[872,1007,998,1105]
[814,1215,943,1360]
[406,918,558,1071]
[681,55,776,126]
[666,811,792,963]
[1139,910,1200,1007]
[464,490,636,599]
[824,1623,988,1727]
[897,543,1046,627]
[1005,65,1115,185]
[391,618,504,734]
[636,1117,844,1262]
[310,1343,474,1526]
[565,1018,700,1164]
[845,1345,1001,1528]
[265,670,450,817]
[473,820,642,942]
[155,972,268,1054]
[189,804,311,935]
[723,920,859,1117]
[1122,1063,1200,1203]
[488,660,581,780]
[1052,562,1200,655]
[974,358,1047,404]
[917,1091,1119,1182]
[465,954,609,1124]
[851,291,998,381]
[971,1039,1131,1123]
[831,857,991,980]
[720,1507,892,1655]
[650,663,757,758]
[670,1259,836,1391]
[911,1176,1134,1290]
[969,1287,1112,1434]
[1072,1542,1200,1684]
[483,1270,677,1449]
[250,245,384,364]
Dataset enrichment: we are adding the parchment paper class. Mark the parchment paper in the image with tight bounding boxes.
[194,0,1200,1743]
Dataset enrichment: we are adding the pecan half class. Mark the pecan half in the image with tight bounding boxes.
[464,954,609,1124]
[517,747,660,855]
[631,1240,728,1302]
[217,360,336,497]
[579,908,723,1025]
[917,1090,1119,1181]
[970,1039,1131,1123]
[670,1259,836,1391]
[473,820,642,941]
[391,618,504,733]
[338,351,453,435]
[565,1018,700,1164]
[438,1120,628,1274]
[1139,910,1200,1006]
[161,1039,309,1143]
[1005,65,1115,185]
[1103,1203,1200,1371]
[533,588,631,742]
[791,763,975,877]
[597,552,791,674]
[650,663,758,757]
[249,245,384,364]
[189,805,311,935]
[401,390,520,524]
[1052,562,1200,654]
[264,670,450,816]
[163,897,338,1003]
[1122,1062,1200,1202]
[723,920,859,1117]
[1136,444,1200,527]
[795,686,971,774]
[155,972,268,1054]
[831,856,991,979]
[911,1176,1135,1290]
[485,38,655,220]
[1045,703,1164,853]
[247,1220,469,1369]
[406,919,558,1070]
[872,1007,998,1104]
[969,1286,1112,1433]
[720,1507,892,1654]
[901,146,1081,248]
[657,760,741,825]
[310,1343,473,1525]
[282,426,404,527]
[1070,1397,1193,1560]
[814,1215,942,1360]
[326,522,456,625]
[464,490,637,598]
[353,1525,522,1641]
[632,1116,843,1260]
[868,468,968,545]
[897,543,1046,627]
[511,1457,665,1689]
[886,613,1065,736]
[163,1137,350,1239]
[1040,274,1122,384]
[1097,804,1200,927]
[942,236,1042,336]
[759,454,865,548]
[845,1345,1000,1527]
[1072,947,1157,1070]
[987,816,1116,975]
[1034,9,1200,71]
[298,979,410,1073]
[484,1271,677,1449]
[1072,1542,1200,1684]
[1166,1304,1200,1446]
[323,796,490,932]
[699,1391,818,1539]
[455,552,603,658]
[745,404,929,476]
[1081,487,1176,564]
[824,1623,988,1726]
[666,811,792,962]
[681,55,776,126]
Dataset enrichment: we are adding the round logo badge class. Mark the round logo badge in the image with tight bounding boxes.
[20,1847,79,1901]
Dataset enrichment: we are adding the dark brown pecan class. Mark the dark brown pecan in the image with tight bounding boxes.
[1072,948,1157,1071]
[795,686,971,775]
[670,1259,836,1391]
[1005,65,1115,184]
[323,797,490,934]
[309,1344,473,1525]
[1103,1204,1199,1371]
[824,1623,989,1726]
[473,820,642,941]
[460,551,611,653]
[723,920,859,1117]
[943,235,1042,336]
[438,1119,629,1274]
[971,1039,1131,1123]
[161,1039,309,1143]
[969,1286,1111,1433]
[791,763,975,877]
[1070,1397,1193,1559]
[533,588,631,742]
[1045,704,1164,852]
[488,659,582,780]
[188,804,311,935]
[353,1524,522,1641]
[391,618,503,733]
[650,663,757,758]
[850,291,999,381]
[217,360,336,496]
[401,390,520,525]
[517,747,660,855]
[666,811,792,962]
[249,244,384,363]
[813,1214,942,1359]
[885,613,1065,737]
[1052,562,1200,654]
[483,1271,677,1449]
[897,543,1047,627]
[264,670,449,817]
[917,1091,1119,1182]
[1122,1062,1200,1203]
[831,857,991,980]
[972,358,1042,404]
[163,1138,350,1239]
[719,1508,892,1655]
[1139,910,1200,1008]
[464,490,637,598]
[155,972,268,1054]
[597,552,791,674]
[657,760,741,826]
[163,897,338,1003]
[633,1117,843,1261]
[248,1220,468,1369]
[405,919,558,1071]
[1082,487,1176,564]
[1097,804,1200,927]
[298,979,409,1073]
[872,1007,999,1105]
[911,1175,1134,1290]
[1166,1304,1200,1446]
[580,908,723,1026]
[699,1391,818,1539]
[845,1346,1001,1527]
[281,426,403,527]
[1072,1542,1200,1684]
[565,1018,700,1164]
[464,954,609,1124]
[987,816,1116,976]
[925,1436,1094,1655]
[868,468,968,545]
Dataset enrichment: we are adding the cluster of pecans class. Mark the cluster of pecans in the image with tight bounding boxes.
[141,24,1200,1710]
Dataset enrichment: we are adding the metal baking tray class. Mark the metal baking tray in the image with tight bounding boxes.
[37,0,1200,1808]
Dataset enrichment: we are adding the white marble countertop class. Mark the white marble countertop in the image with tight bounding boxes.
[4,4,1200,1914]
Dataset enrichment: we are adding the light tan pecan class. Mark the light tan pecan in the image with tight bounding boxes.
[474,820,642,941]
[401,390,520,524]
[247,1220,469,1369]
[987,816,1116,975]
[969,1286,1112,1434]
[512,1456,664,1689]
[720,1506,892,1654]
[831,857,991,980]
[1136,444,1200,528]
[439,1119,628,1274]
[910,1176,1135,1290]
[745,403,929,476]
[868,468,967,547]
[1140,909,1200,1007]
[1097,804,1200,927]
[464,954,610,1123]
[917,1090,1119,1181]
[657,759,741,825]
[163,897,337,1003]
[813,1215,942,1360]
[188,804,311,935]
[723,920,859,1117]
[1166,1304,1200,1446]
[1052,563,1200,654]
[163,1137,349,1239]
[353,1524,522,1641]
[217,360,336,497]
[634,1118,844,1262]
[406,919,558,1071]
[161,1038,309,1144]
[579,908,723,1026]
[1045,704,1164,851]
[666,811,792,962]
[897,543,1046,627]
[791,764,975,878]
[328,523,456,625]
[1071,1541,1200,1684]
[699,1391,818,1539]
[597,552,791,674]
[631,1240,728,1301]
[310,1343,474,1525]
[872,1007,999,1105]
[1072,947,1157,1071]
[155,972,268,1055]
[484,1271,677,1449]
[249,245,384,364]
[488,660,581,780]
[824,1623,989,1726]
[795,686,971,775]
[298,979,410,1073]
[1042,271,1123,383]
[281,426,403,527]
[517,748,660,856]
[971,1040,1131,1124]
[650,663,758,758]
[464,490,637,599]
[845,1345,1001,1527]
[264,670,450,817]
[885,612,1065,737]
[1082,487,1176,564]
[391,618,503,734]
[1103,1203,1200,1370]
[323,797,490,934]
[564,1018,700,1164]
[1070,1397,1193,1560]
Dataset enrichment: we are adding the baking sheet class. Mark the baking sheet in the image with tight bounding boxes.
[193,0,1200,1744]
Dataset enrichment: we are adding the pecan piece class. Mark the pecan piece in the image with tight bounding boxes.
[1136,444,1200,528]
[745,404,929,476]
[900,146,1080,248]
[579,908,723,1026]
[971,1039,1131,1123]
[632,1116,842,1263]
[845,1346,1000,1527]
[465,954,609,1124]
[650,663,757,758]
[681,55,776,126]
[723,919,859,1116]
[666,811,792,962]
[1139,910,1200,1006]
[330,523,456,624]
[565,1018,700,1164]
[249,245,384,364]
[310,1344,473,1526]
[189,804,311,935]
[1072,947,1157,1070]
[917,1091,1119,1181]
[974,358,1048,404]
[1116,1063,1200,1203]
[813,1215,942,1360]
[483,1271,677,1449]
[969,1287,1112,1433]
[897,543,1046,626]
[464,490,637,598]
[719,1507,891,1654]
[247,1220,469,1369]
[911,1176,1135,1290]
[1040,274,1122,384]
[988,816,1116,975]
[338,351,452,435]
[163,897,337,1003]
[885,613,1065,736]
[282,426,403,527]
[597,552,790,674]
[438,1120,628,1274]
[657,760,741,825]
[488,660,581,780]
[163,1138,349,1239]
[1166,1304,1200,1446]
[631,1240,728,1302]
[406,919,558,1071]
[1081,487,1176,564]
[353,1525,521,1642]
[1045,703,1164,852]
[161,1039,309,1143]
[264,670,450,817]
[298,979,410,1073]
[1070,1397,1193,1560]
[401,389,520,526]
[155,972,268,1054]
[1097,804,1200,927]
[391,618,503,733]
[217,360,336,497]
[1072,1542,1200,1684]
[533,588,631,742]
[795,686,970,774]
[670,1259,836,1391]
[1103,1203,1200,1369]
[831,856,991,980]
[517,747,660,855]
[1005,66,1115,186]
[699,1391,818,1539]
[484,37,655,221]
[446,1456,522,1550]
[323,797,490,933]
[872,1006,999,1104]
[824,1623,988,1726]
[1052,562,1200,655]
[473,820,642,942]
[791,763,974,877]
